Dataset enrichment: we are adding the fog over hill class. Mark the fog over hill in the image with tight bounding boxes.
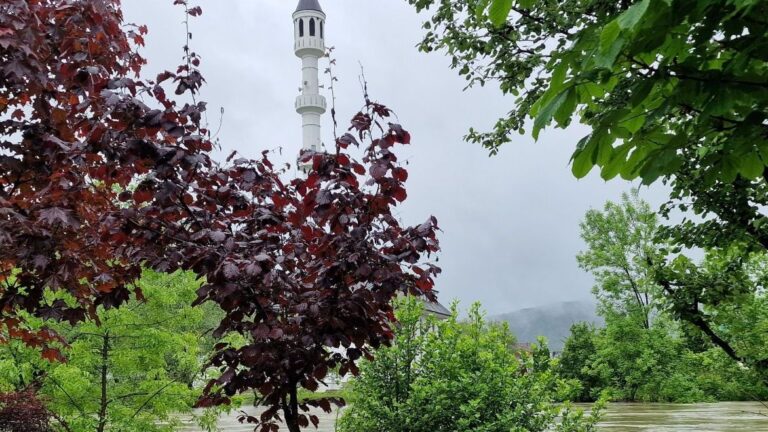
[491,301,603,351]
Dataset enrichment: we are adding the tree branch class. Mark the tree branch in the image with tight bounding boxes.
[50,377,88,419]
[127,379,179,422]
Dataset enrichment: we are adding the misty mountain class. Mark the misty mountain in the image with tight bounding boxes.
[491,301,603,351]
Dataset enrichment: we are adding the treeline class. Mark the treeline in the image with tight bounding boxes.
[557,192,768,403]
[559,318,768,403]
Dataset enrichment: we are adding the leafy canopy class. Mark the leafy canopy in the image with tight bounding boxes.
[409,0,768,185]
[559,314,768,403]
[566,195,768,403]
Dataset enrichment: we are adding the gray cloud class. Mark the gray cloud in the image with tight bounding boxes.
[122,0,669,314]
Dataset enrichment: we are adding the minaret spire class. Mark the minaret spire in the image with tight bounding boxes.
[293,0,327,169]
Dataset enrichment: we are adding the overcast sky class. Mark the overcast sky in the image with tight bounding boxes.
[122,0,669,315]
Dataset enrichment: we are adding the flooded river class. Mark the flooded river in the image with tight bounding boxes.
[591,402,768,431]
[179,402,768,431]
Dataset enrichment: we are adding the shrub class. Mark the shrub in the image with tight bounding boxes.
[0,390,52,432]
[338,298,602,432]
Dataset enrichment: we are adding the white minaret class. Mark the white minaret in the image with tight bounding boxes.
[293,0,327,163]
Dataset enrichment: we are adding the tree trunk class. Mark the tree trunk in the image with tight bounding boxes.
[282,384,302,432]
[96,332,110,432]
[286,417,302,432]
[622,266,650,329]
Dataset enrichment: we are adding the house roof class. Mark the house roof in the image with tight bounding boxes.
[423,300,451,319]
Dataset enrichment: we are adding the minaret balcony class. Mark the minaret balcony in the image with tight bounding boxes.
[294,37,325,58]
[295,94,327,114]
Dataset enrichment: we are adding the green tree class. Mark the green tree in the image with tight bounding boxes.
[409,0,768,381]
[578,190,659,328]
[684,348,768,401]
[560,314,768,403]
[0,271,222,432]
[573,194,768,401]
[47,270,219,432]
[655,247,768,380]
[338,298,602,432]
[557,323,602,402]
[591,314,702,402]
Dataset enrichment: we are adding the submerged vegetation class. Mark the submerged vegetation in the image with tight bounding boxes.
[338,298,604,432]
[559,192,768,403]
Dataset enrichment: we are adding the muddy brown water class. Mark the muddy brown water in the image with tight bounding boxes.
[177,407,339,432]
[177,402,768,431]
[587,402,768,431]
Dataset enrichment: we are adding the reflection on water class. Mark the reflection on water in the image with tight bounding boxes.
[585,402,768,432]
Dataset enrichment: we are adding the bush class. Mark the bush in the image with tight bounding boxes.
[0,390,52,432]
[558,313,768,403]
[338,298,602,432]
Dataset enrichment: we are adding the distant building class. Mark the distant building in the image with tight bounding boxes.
[422,299,451,320]
[512,342,533,353]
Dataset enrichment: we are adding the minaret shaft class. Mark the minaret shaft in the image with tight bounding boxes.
[301,56,320,93]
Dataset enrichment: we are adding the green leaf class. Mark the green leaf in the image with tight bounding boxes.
[474,0,491,20]
[737,152,764,179]
[638,150,665,184]
[550,61,568,90]
[488,0,513,27]
[572,150,595,178]
[554,88,578,126]
[720,155,739,183]
[601,145,631,180]
[596,133,614,166]
[600,21,621,54]
[533,89,570,140]
[621,115,646,134]
[595,40,624,69]
[571,136,598,178]
[594,21,626,68]
[620,145,650,180]
[629,79,656,106]
[617,0,650,30]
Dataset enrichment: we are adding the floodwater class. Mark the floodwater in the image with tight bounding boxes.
[178,402,768,431]
[177,407,339,432]
[590,402,768,431]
